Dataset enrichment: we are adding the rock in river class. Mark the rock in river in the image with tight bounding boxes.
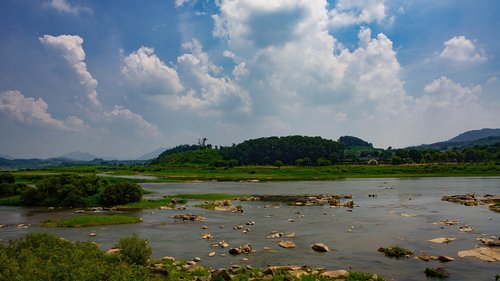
[279,241,296,249]
[312,243,329,252]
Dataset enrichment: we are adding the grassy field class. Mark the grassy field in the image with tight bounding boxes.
[117,198,186,209]
[8,163,500,184]
[0,195,21,206]
[41,214,142,227]
[135,163,500,181]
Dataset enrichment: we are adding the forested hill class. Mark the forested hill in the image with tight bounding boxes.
[152,136,344,166]
[220,136,343,165]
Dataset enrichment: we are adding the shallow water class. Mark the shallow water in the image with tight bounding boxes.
[1,177,499,280]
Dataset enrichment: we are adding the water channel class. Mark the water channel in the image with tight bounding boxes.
[1,177,499,280]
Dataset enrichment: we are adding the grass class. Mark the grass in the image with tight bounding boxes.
[9,163,500,184]
[347,271,385,281]
[0,195,21,206]
[41,214,142,227]
[194,202,219,210]
[166,193,243,200]
[106,163,500,182]
[377,246,413,258]
[424,267,449,279]
[117,198,186,209]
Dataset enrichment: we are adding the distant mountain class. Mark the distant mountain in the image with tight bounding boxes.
[411,128,500,151]
[0,154,13,160]
[58,151,98,161]
[136,147,167,160]
[448,128,500,143]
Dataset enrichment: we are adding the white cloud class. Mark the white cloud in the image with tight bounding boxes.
[121,46,184,94]
[40,35,102,109]
[329,0,386,27]
[40,34,162,140]
[122,39,252,113]
[104,106,161,138]
[45,0,91,15]
[439,36,486,63]
[418,76,481,112]
[175,0,194,7]
[0,90,86,132]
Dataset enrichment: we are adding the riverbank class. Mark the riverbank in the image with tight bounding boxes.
[10,163,499,183]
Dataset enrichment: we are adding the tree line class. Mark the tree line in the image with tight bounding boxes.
[151,135,500,167]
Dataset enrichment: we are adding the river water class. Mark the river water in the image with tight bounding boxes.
[1,177,499,280]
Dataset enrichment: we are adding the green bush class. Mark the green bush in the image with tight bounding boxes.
[115,234,152,265]
[100,183,143,205]
[20,174,109,207]
[0,232,159,281]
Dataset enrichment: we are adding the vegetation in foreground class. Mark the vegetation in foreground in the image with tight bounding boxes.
[42,214,142,227]
[377,246,413,258]
[0,232,385,281]
[424,267,449,279]
[0,172,143,207]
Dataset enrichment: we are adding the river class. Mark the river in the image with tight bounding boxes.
[1,177,499,280]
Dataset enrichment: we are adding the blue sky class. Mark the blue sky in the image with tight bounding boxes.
[0,0,499,159]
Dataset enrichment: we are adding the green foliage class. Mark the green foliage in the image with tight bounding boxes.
[346,271,385,281]
[0,232,160,281]
[42,215,142,227]
[338,136,373,148]
[100,183,143,205]
[153,148,223,167]
[424,267,449,279]
[377,246,413,258]
[116,234,152,266]
[169,193,242,200]
[20,173,109,207]
[0,195,21,206]
[0,172,15,184]
[118,198,183,209]
[220,135,344,166]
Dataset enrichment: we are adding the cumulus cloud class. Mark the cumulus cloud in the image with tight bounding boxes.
[439,36,486,63]
[104,106,161,138]
[45,0,92,15]
[329,0,386,27]
[0,90,86,132]
[40,34,162,140]
[418,76,482,112]
[121,46,184,94]
[40,35,102,109]
[212,0,408,117]
[122,39,252,113]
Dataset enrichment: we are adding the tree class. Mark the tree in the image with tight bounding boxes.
[274,160,283,169]
[115,234,152,266]
[100,183,143,206]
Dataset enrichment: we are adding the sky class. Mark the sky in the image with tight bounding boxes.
[0,0,499,159]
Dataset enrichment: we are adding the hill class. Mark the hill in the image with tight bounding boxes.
[448,128,500,142]
[58,151,98,161]
[136,147,167,160]
[412,128,500,151]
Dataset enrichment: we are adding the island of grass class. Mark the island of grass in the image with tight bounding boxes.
[42,214,142,227]
[377,246,413,258]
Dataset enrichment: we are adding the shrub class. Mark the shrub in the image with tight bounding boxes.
[424,267,449,279]
[367,159,379,165]
[100,183,143,205]
[377,246,413,258]
[115,234,152,265]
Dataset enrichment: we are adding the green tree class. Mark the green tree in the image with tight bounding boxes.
[100,183,143,206]
[115,234,152,266]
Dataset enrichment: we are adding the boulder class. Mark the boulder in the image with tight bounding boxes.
[438,255,455,262]
[428,237,456,244]
[321,270,349,278]
[211,269,231,281]
[279,241,296,249]
[458,247,500,262]
[312,243,329,252]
